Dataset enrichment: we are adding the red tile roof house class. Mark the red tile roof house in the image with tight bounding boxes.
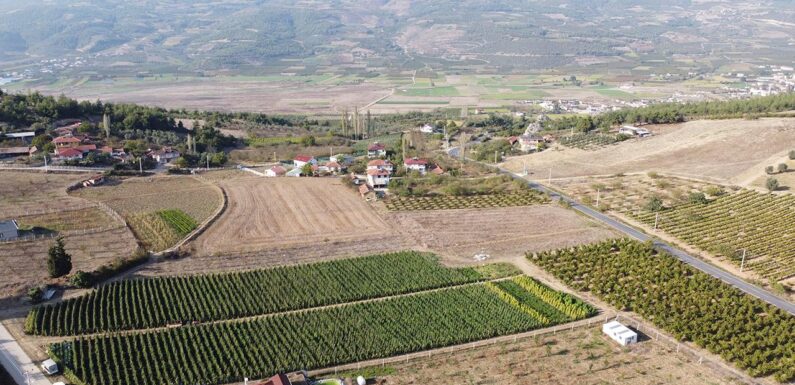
[251,374,292,385]
[75,144,97,154]
[366,159,393,173]
[53,136,82,148]
[320,161,344,174]
[293,155,317,169]
[149,147,181,164]
[403,157,429,175]
[366,168,391,189]
[56,147,84,161]
[367,142,387,158]
[265,165,287,177]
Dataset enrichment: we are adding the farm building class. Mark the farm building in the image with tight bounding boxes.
[367,142,387,158]
[265,165,287,177]
[0,220,19,240]
[0,146,34,158]
[82,174,105,187]
[518,134,545,152]
[3,131,35,142]
[367,169,391,189]
[404,157,429,175]
[619,125,651,137]
[293,155,317,168]
[419,124,435,133]
[602,321,637,346]
[367,159,393,173]
[286,168,303,177]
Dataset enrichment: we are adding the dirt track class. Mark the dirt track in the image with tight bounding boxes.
[502,118,795,185]
[192,177,392,255]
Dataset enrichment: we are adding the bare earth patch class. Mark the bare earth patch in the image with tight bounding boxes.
[502,118,795,185]
[387,205,617,262]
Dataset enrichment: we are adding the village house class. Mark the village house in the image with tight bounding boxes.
[293,155,317,169]
[619,125,651,137]
[3,132,35,142]
[404,157,429,175]
[265,165,287,177]
[0,220,19,240]
[367,159,393,173]
[319,161,344,174]
[366,169,391,190]
[367,143,387,158]
[518,134,545,152]
[419,124,435,134]
[286,168,303,177]
[53,136,82,148]
[75,144,97,155]
[56,147,84,161]
[149,147,181,164]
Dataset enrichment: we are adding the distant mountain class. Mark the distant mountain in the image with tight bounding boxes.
[2,0,795,75]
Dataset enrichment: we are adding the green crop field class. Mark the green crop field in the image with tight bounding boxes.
[156,209,198,237]
[630,191,795,281]
[49,276,593,385]
[26,252,519,335]
[530,239,795,382]
[557,133,621,150]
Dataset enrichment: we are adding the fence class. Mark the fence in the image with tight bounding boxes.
[309,312,760,385]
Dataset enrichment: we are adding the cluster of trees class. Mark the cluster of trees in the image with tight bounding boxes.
[543,93,795,133]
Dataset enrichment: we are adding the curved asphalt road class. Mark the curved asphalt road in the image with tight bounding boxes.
[497,167,795,316]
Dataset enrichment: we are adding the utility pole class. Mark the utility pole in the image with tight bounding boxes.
[740,249,747,272]
[494,150,498,164]
[44,155,48,170]
[206,155,210,170]
[139,157,143,174]
[596,189,601,207]
[548,167,552,185]
[654,212,659,230]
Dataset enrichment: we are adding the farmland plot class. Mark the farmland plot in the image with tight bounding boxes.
[193,177,390,255]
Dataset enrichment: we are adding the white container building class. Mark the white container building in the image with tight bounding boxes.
[602,320,638,346]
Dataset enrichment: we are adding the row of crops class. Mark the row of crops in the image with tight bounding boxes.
[26,252,520,336]
[630,190,795,280]
[156,209,198,237]
[385,191,548,211]
[557,133,620,150]
[50,277,593,385]
[530,239,795,382]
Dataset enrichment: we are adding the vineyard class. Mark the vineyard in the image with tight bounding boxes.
[125,213,182,252]
[50,276,593,385]
[530,239,795,382]
[156,209,198,237]
[385,191,548,211]
[26,252,522,335]
[630,191,795,281]
[557,133,620,150]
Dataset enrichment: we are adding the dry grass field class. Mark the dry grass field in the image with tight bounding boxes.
[0,171,93,216]
[387,205,616,261]
[192,177,391,255]
[360,327,746,385]
[502,118,795,185]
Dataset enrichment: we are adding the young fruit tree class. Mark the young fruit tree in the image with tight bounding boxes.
[766,177,780,192]
[47,237,72,278]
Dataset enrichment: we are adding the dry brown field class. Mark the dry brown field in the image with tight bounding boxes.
[0,171,93,216]
[502,118,795,186]
[387,205,617,262]
[353,327,747,385]
[192,176,391,255]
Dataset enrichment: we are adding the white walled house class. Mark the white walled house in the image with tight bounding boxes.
[403,158,429,175]
[366,169,391,189]
[367,159,394,173]
[265,165,287,177]
[294,155,317,169]
[367,143,387,158]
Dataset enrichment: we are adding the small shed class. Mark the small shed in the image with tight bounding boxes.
[41,359,59,375]
[0,220,19,240]
[602,321,637,346]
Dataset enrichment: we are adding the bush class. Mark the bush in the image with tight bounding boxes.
[688,192,708,204]
[766,177,779,192]
[765,166,774,174]
[69,271,92,288]
[778,163,789,173]
[27,287,43,304]
[47,237,72,278]
[790,150,795,160]
[703,185,725,197]
[647,171,660,179]
[644,195,664,212]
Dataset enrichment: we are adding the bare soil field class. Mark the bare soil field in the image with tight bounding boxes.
[358,327,746,385]
[502,118,795,185]
[192,177,392,255]
[387,205,617,262]
[0,226,137,305]
[0,171,93,216]
[72,175,222,222]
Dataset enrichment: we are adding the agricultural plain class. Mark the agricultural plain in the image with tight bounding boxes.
[502,118,795,185]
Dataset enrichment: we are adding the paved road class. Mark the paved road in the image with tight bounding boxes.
[497,167,795,316]
[0,323,52,385]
